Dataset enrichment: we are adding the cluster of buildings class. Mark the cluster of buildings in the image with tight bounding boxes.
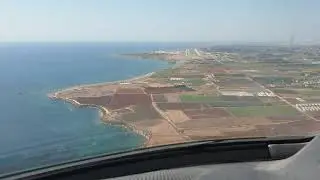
[219,91,276,97]
[169,77,184,81]
[153,50,180,55]
[220,91,254,97]
[295,103,320,112]
[257,91,275,97]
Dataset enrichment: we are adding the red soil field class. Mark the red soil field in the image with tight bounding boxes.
[152,94,168,102]
[107,93,152,109]
[121,105,162,122]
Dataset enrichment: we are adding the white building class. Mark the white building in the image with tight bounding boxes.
[221,91,254,97]
[170,77,184,81]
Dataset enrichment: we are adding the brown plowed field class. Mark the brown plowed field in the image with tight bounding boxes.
[107,93,152,109]
[152,94,168,102]
[177,118,238,129]
[165,94,181,103]
[258,97,286,105]
[309,111,320,120]
[165,110,190,123]
[121,105,162,122]
[223,120,320,138]
[284,98,301,104]
[183,108,231,119]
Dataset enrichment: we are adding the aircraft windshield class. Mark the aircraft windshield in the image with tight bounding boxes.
[0,0,319,175]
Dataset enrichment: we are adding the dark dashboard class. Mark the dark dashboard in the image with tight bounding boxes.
[1,135,318,180]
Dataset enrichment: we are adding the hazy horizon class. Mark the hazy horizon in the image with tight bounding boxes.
[1,0,319,43]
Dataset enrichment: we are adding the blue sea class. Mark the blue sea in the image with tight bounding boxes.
[0,42,189,174]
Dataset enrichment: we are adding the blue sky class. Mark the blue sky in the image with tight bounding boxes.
[0,0,319,43]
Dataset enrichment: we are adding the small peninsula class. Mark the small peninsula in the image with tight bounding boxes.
[49,47,320,147]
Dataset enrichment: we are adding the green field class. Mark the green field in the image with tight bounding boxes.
[180,95,264,107]
[273,88,320,96]
[294,89,320,96]
[180,95,219,103]
[258,97,286,105]
[273,88,298,94]
[151,69,179,78]
[228,105,299,117]
[187,78,206,86]
[253,76,294,85]
[181,95,260,102]
[207,101,264,107]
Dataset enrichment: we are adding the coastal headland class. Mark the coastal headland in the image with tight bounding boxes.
[49,47,320,147]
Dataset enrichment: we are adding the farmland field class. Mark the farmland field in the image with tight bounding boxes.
[294,89,320,96]
[180,95,264,107]
[272,88,298,94]
[228,105,299,117]
[165,110,190,123]
[186,78,206,86]
[253,76,294,85]
[152,94,168,102]
[215,77,255,85]
[214,73,247,77]
[121,105,161,122]
[116,88,145,94]
[207,101,264,107]
[157,103,205,110]
[258,97,286,105]
[145,85,194,94]
[150,69,178,78]
[183,108,231,119]
[107,93,152,109]
[180,94,219,103]
[165,94,181,102]
[274,88,320,97]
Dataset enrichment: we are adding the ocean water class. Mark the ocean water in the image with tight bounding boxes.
[0,43,177,174]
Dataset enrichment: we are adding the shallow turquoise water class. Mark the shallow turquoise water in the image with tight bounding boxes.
[0,43,175,174]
